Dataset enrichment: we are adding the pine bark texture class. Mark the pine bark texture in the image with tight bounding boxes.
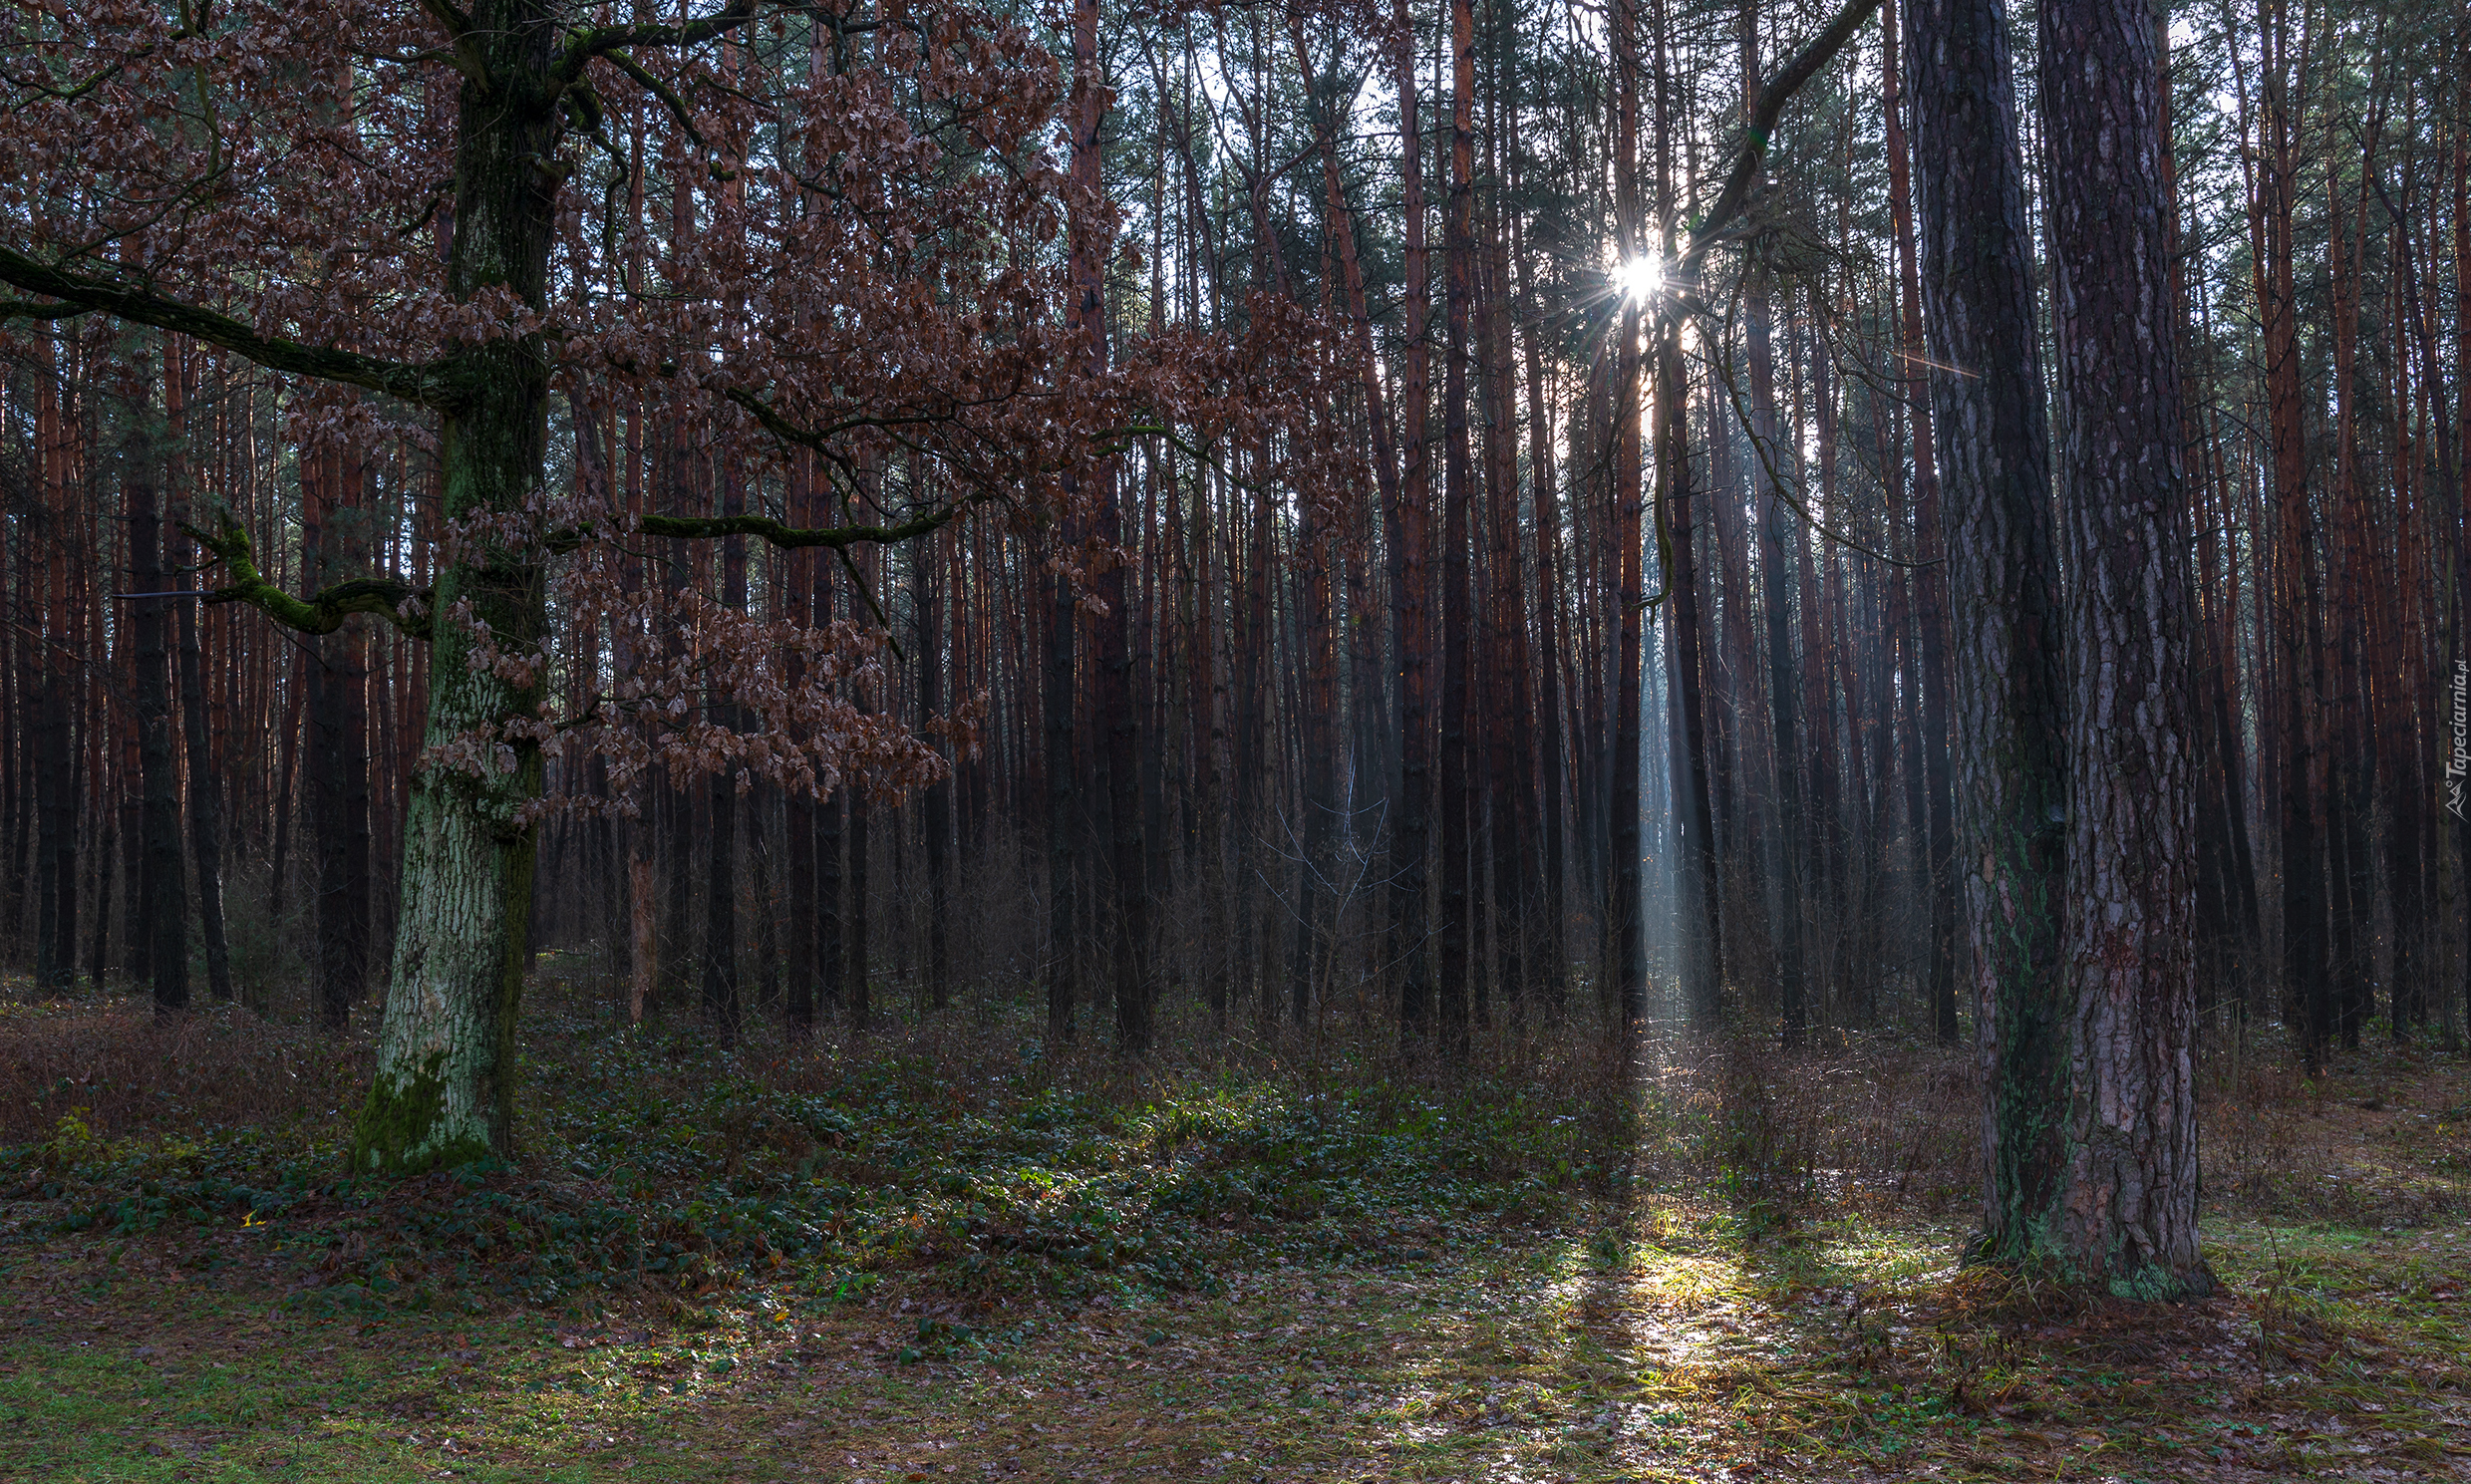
[2041,0,2210,1298]
[1904,0,2070,1263]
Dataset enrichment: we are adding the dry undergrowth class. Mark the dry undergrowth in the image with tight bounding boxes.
[1,977,2465,1482]
[0,996,371,1148]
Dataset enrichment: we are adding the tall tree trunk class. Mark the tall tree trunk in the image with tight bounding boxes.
[2042,0,2211,1297]
[819,782,844,1023]
[847,585,874,1033]
[1905,0,2069,1262]
[1294,497,1340,1027]
[1,586,19,961]
[1479,157,1533,1020]
[1711,404,1766,992]
[168,340,234,1005]
[1517,240,1570,1008]
[2323,108,2384,1049]
[1044,542,1078,1040]
[917,536,951,1013]
[1802,306,1853,1019]
[305,441,371,1031]
[1242,455,1277,1025]
[267,650,302,965]
[351,2,563,1172]
[698,760,740,1023]
[1647,0,1711,1025]
[2248,0,2331,1072]
[1389,0,1436,1042]
[2448,125,2467,1044]
[120,583,148,985]
[780,453,818,1033]
[1739,0,1803,1041]
[1883,0,1960,1045]
[1438,0,1479,1047]
[2,572,25,960]
[128,404,190,1012]
[1068,0,1146,1052]
[702,448,746,1031]
[34,353,78,995]
[1746,266,1807,1045]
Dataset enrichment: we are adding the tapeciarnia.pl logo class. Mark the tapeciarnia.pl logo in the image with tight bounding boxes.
[2449,659,2468,820]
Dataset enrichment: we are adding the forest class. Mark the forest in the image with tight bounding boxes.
[1,0,2466,1478]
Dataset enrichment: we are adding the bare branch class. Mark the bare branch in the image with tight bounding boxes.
[553,0,764,89]
[598,46,707,149]
[1674,0,1884,286]
[0,247,461,408]
[1709,341,1934,568]
[640,503,970,550]
[414,0,493,86]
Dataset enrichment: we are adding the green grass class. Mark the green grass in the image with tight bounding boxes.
[7,1202,2469,1481]
[3,992,2466,1481]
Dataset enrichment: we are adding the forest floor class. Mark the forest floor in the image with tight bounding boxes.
[1,974,2465,1483]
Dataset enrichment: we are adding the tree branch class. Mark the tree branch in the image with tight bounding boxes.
[598,47,708,149]
[189,516,435,639]
[553,0,764,89]
[413,0,493,87]
[721,385,1006,449]
[0,247,461,408]
[0,297,89,322]
[640,503,968,550]
[1708,338,1935,568]
[1674,0,1883,285]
